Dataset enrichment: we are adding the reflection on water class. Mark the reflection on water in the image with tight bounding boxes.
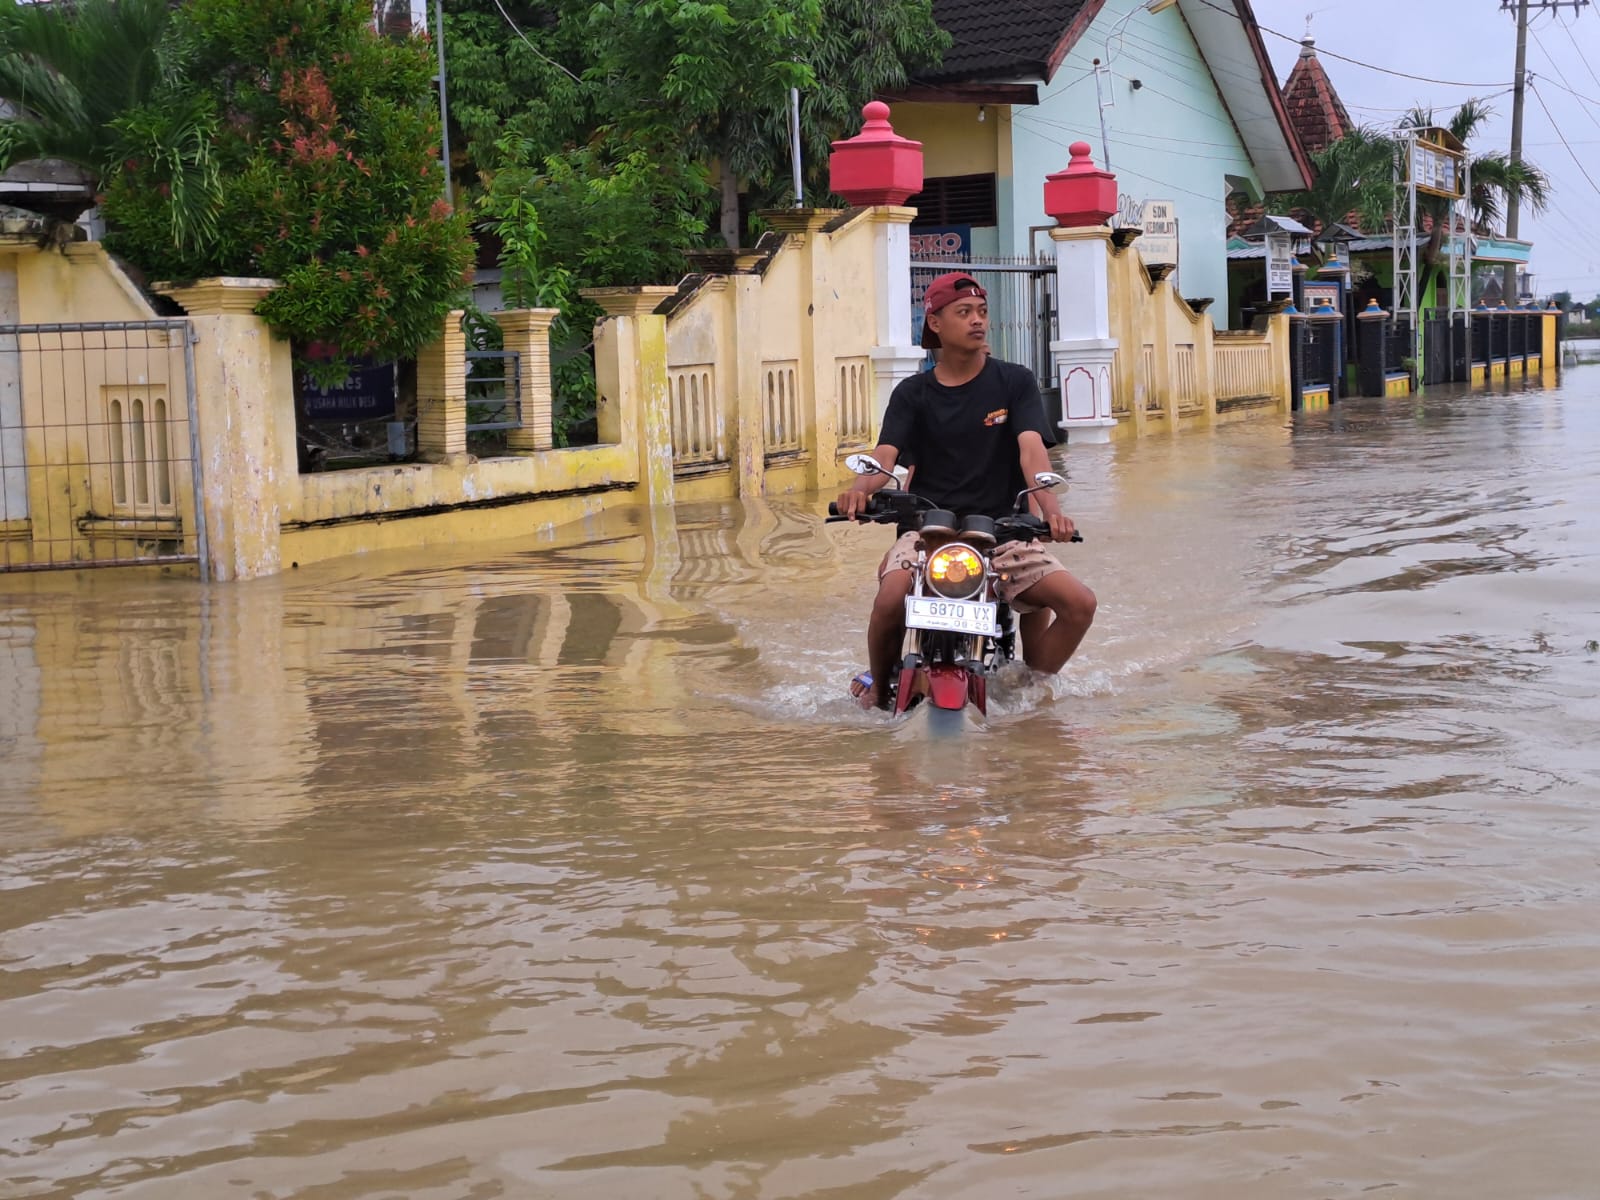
[3,381,1600,1198]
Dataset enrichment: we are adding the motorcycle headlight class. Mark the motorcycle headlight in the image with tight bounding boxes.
[926,543,987,600]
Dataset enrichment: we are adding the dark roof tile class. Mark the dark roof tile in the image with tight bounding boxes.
[921,0,1091,82]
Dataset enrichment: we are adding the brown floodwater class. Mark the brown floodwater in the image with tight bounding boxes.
[3,375,1599,1199]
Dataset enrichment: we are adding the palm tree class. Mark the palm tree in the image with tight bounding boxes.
[0,0,217,248]
[1402,99,1550,301]
[1280,124,1395,266]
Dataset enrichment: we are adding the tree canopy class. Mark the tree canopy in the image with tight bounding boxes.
[442,0,949,254]
[0,0,220,247]
[101,0,473,369]
[1284,99,1552,296]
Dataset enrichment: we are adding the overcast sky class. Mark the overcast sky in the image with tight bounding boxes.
[1252,0,1600,300]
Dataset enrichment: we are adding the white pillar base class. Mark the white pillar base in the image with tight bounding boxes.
[1053,337,1117,443]
[1062,417,1117,443]
[869,344,927,424]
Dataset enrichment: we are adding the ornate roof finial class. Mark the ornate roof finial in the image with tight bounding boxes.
[1300,11,1315,55]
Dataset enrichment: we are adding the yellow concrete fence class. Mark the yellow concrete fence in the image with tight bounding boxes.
[1109,240,1291,436]
[5,204,1306,581]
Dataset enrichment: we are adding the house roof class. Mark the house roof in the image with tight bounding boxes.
[1280,38,1352,156]
[921,0,1094,82]
[915,0,1311,192]
[1226,36,1355,237]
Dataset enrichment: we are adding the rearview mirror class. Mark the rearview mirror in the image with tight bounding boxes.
[846,453,886,477]
[1033,471,1067,489]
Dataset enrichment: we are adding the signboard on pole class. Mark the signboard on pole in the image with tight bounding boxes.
[1266,232,1294,298]
[1407,130,1466,201]
[1138,200,1178,267]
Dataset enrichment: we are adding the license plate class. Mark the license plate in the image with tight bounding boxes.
[906,596,998,636]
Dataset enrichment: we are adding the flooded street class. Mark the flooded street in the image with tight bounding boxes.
[3,374,1599,1199]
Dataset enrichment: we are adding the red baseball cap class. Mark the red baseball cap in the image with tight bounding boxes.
[919,272,987,349]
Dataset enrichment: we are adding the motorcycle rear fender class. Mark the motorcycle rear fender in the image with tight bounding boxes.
[925,664,971,711]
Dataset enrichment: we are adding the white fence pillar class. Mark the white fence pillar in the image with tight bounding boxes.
[867,206,925,425]
[1050,226,1118,443]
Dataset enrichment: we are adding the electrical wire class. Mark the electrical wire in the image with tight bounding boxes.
[1530,26,1600,136]
[488,0,583,84]
[1532,72,1600,109]
[1015,110,1252,163]
[1561,10,1600,93]
[1013,118,1235,205]
[1192,0,1513,88]
[1528,80,1600,197]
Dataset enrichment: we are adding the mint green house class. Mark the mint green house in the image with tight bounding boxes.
[885,0,1312,331]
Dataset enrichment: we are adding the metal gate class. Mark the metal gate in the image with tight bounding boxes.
[911,256,1058,393]
[1422,313,1449,386]
[0,320,207,576]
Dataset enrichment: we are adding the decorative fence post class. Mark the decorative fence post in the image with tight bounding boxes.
[1309,300,1342,405]
[1044,142,1119,442]
[1543,303,1561,375]
[1451,311,1470,384]
[416,310,467,465]
[1357,301,1389,398]
[494,309,560,452]
[829,102,925,427]
[583,286,678,510]
[763,208,845,490]
[155,277,291,581]
[732,272,766,497]
[1288,307,1309,410]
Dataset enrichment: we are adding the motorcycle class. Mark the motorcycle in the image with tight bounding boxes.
[828,454,1082,729]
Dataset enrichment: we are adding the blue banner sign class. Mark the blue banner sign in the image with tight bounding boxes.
[301,359,398,422]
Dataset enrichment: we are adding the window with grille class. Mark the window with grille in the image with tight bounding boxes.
[909,174,998,228]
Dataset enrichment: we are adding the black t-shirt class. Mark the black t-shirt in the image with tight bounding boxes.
[876,357,1056,519]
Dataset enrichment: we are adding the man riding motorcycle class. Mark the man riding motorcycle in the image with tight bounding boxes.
[834,272,1096,710]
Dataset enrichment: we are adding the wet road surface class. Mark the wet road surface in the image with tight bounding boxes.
[3,374,1599,1198]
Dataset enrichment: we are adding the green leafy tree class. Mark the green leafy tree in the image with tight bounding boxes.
[102,0,473,372]
[586,0,821,246]
[443,0,948,251]
[745,0,951,216]
[0,0,219,247]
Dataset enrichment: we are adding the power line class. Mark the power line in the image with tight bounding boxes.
[1559,11,1600,92]
[1528,80,1600,196]
[1016,111,1252,163]
[1345,90,1517,116]
[1529,26,1600,135]
[1192,0,1513,88]
[487,0,583,83]
[1017,119,1234,205]
[1534,72,1600,108]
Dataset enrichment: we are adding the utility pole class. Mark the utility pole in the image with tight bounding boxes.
[1503,0,1530,303]
[1500,0,1588,302]
[435,0,454,208]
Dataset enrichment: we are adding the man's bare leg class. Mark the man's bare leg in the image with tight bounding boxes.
[861,568,913,709]
[1016,572,1096,674]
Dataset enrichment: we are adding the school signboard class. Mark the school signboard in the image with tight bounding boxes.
[1138,200,1178,266]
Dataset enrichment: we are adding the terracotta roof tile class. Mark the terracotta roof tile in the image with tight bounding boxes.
[1225,38,1360,239]
[1280,38,1352,156]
